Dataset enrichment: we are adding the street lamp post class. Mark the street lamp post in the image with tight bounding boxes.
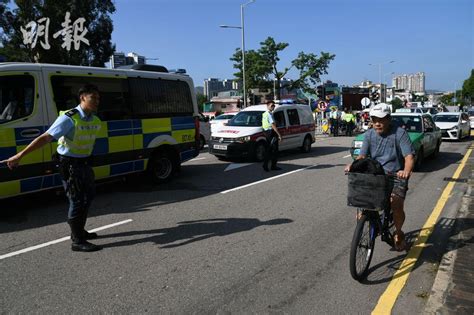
[369,60,395,85]
[220,0,255,107]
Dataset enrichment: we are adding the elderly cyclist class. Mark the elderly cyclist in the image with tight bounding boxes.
[345,103,415,251]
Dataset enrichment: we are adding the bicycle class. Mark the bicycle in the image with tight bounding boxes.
[347,173,396,282]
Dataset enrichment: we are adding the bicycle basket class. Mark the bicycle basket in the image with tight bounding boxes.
[347,173,389,210]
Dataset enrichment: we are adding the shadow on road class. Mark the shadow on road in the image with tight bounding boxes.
[362,216,472,285]
[100,217,293,249]
[416,151,465,173]
[0,141,348,234]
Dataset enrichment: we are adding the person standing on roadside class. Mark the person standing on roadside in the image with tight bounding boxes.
[262,100,282,171]
[1,84,103,252]
[344,111,356,136]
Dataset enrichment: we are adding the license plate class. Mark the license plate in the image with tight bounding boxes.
[353,149,360,155]
[213,144,227,150]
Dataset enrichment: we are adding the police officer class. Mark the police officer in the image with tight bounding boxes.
[1,84,103,252]
[262,100,282,172]
[343,111,356,136]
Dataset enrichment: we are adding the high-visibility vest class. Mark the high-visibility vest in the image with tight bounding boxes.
[262,111,272,130]
[58,109,102,156]
[344,113,355,123]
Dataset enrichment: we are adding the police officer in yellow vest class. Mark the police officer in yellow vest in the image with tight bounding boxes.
[343,111,356,136]
[262,100,282,171]
[1,84,102,252]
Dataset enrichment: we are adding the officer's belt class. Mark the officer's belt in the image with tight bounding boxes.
[58,155,92,165]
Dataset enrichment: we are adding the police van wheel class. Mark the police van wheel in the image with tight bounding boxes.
[149,151,174,183]
[255,142,266,161]
[301,136,312,153]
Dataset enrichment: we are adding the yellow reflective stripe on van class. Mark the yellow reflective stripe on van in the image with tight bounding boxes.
[142,118,172,133]
[16,145,43,165]
[108,135,133,153]
[93,165,110,180]
[172,130,195,144]
[133,134,144,150]
[0,129,16,148]
[0,180,21,196]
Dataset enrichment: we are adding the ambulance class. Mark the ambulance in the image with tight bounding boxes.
[209,104,316,160]
[0,63,200,199]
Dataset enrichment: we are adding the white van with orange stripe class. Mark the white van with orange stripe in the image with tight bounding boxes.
[209,104,315,160]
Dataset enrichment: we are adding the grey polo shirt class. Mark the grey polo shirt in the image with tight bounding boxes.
[359,124,415,173]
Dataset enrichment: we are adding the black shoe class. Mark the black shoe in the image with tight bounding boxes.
[84,231,98,240]
[271,166,282,171]
[71,231,98,242]
[71,241,102,252]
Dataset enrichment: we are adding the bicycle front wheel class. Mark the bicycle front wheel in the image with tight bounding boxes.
[350,213,375,281]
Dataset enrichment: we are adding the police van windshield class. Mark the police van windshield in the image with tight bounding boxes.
[227,111,263,127]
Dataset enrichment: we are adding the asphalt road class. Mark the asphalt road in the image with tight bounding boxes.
[0,135,471,313]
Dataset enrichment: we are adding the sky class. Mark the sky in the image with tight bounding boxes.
[111,0,473,91]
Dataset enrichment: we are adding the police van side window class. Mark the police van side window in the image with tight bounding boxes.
[129,78,193,118]
[273,111,286,127]
[0,75,35,124]
[51,76,130,121]
[287,108,300,126]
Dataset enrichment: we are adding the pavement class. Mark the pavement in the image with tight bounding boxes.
[425,148,473,314]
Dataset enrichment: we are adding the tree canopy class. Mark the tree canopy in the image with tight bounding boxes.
[230,36,335,100]
[462,69,474,103]
[0,0,115,66]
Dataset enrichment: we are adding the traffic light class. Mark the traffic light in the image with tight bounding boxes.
[370,89,379,104]
[317,85,325,100]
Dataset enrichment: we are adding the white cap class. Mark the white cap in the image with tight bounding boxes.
[369,103,391,118]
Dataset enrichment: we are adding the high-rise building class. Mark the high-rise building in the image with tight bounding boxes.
[109,52,146,69]
[204,78,240,99]
[393,72,425,92]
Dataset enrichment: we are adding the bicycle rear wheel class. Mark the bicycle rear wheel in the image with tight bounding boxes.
[350,213,375,281]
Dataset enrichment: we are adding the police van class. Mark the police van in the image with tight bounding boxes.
[209,104,315,160]
[0,63,200,199]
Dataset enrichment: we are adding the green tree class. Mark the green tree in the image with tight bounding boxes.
[196,93,207,112]
[390,98,403,112]
[0,0,115,66]
[290,51,335,94]
[230,48,271,100]
[462,69,474,104]
[230,36,335,101]
[258,37,290,100]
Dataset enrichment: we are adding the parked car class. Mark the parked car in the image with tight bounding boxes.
[210,112,238,133]
[468,109,474,129]
[198,114,211,150]
[209,104,315,161]
[420,107,439,115]
[433,112,470,140]
[395,108,424,114]
[350,113,442,170]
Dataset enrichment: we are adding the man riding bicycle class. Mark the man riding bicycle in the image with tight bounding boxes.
[345,103,415,251]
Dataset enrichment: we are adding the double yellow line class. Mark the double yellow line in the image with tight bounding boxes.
[372,147,472,314]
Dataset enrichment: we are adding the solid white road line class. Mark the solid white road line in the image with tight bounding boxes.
[221,165,317,194]
[342,154,351,158]
[0,219,133,261]
[186,157,207,162]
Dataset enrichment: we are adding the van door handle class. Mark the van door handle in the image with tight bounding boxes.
[20,129,41,138]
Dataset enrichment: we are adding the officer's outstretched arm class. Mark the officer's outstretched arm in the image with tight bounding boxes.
[1,132,54,170]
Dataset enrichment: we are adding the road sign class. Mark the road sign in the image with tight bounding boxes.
[361,97,371,107]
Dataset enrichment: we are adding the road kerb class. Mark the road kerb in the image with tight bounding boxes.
[371,148,472,315]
